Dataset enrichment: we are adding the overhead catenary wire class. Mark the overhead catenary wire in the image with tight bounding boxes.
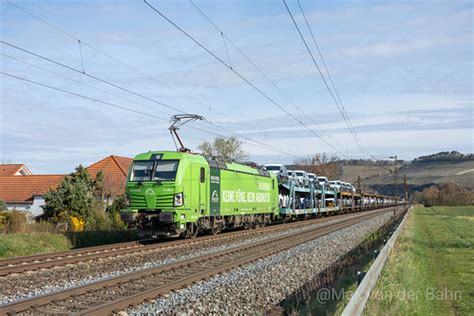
[144,0,348,158]
[295,0,369,158]
[0,70,298,158]
[188,0,348,154]
[283,0,368,158]
[5,0,304,157]
[0,71,169,122]
[1,53,172,117]
[1,40,183,114]
[1,40,298,158]
[4,0,257,129]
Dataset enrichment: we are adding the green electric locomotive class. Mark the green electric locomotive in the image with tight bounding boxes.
[121,151,279,238]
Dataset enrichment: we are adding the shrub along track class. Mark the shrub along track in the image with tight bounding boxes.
[0,207,399,277]
[0,206,404,316]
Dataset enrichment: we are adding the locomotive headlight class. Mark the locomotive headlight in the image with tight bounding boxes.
[174,193,184,207]
[180,214,185,220]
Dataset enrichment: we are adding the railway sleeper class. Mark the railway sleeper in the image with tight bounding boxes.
[29,307,70,315]
[74,297,107,305]
[53,301,91,311]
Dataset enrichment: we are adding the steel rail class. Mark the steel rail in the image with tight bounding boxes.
[0,206,406,316]
[0,206,402,277]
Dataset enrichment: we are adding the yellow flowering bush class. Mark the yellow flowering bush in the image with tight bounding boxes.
[69,216,85,232]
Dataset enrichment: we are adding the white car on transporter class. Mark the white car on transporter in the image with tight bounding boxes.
[263,164,289,183]
[328,180,342,191]
[294,170,310,187]
[317,176,328,187]
[307,173,317,185]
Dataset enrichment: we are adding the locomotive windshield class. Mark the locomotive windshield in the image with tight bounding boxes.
[130,160,179,181]
[130,161,154,181]
[153,160,179,181]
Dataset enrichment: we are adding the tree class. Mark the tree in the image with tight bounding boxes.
[198,137,249,162]
[413,182,474,206]
[0,200,7,211]
[421,185,439,207]
[106,194,127,214]
[293,153,340,179]
[42,166,105,224]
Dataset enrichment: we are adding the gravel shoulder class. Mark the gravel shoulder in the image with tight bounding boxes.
[128,212,396,315]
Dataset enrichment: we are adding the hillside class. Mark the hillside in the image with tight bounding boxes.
[364,160,474,188]
[288,152,472,196]
[339,163,404,184]
[336,152,474,196]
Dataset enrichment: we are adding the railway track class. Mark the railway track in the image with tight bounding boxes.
[0,206,405,316]
[0,206,401,277]
[0,240,147,277]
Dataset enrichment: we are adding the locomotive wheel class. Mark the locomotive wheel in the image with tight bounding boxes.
[184,223,198,239]
[210,225,221,235]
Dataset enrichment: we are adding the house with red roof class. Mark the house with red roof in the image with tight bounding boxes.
[0,175,64,216]
[0,155,133,216]
[0,164,32,176]
[87,155,133,204]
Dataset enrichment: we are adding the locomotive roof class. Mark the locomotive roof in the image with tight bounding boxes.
[133,151,273,177]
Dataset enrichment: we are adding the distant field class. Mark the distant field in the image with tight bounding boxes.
[363,160,474,188]
[339,164,404,184]
[364,206,474,315]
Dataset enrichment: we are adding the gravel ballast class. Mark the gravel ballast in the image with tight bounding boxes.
[0,218,339,304]
[128,212,396,315]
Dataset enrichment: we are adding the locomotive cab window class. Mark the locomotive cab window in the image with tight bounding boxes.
[200,167,205,183]
[130,161,154,181]
[153,160,179,181]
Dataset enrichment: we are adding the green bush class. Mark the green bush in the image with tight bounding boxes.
[106,195,127,213]
[67,229,139,248]
[0,210,28,234]
[0,200,7,211]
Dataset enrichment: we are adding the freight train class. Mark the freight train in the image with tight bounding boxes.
[120,151,400,238]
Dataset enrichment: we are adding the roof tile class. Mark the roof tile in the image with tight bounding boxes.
[0,155,134,203]
[0,164,26,176]
[0,175,64,203]
[87,155,133,196]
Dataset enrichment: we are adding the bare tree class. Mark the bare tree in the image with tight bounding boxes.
[198,137,249,162]
[414,182,474,206]
[293,153,340,179]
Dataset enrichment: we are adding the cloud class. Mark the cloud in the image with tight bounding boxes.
[341,35,471,58]
[1,0,472,173]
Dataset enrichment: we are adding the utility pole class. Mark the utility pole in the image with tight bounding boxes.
[403,174,408,201]
[357,176,361,191]
[390,155,398,196]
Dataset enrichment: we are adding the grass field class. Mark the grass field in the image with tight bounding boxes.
[0,232,72,259]
[364,206,474,315]
[362,160,474,188]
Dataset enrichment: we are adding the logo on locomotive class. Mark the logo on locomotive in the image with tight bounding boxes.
[211,190,219,203]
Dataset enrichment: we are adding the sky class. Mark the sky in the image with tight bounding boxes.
[0,0,473,174]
